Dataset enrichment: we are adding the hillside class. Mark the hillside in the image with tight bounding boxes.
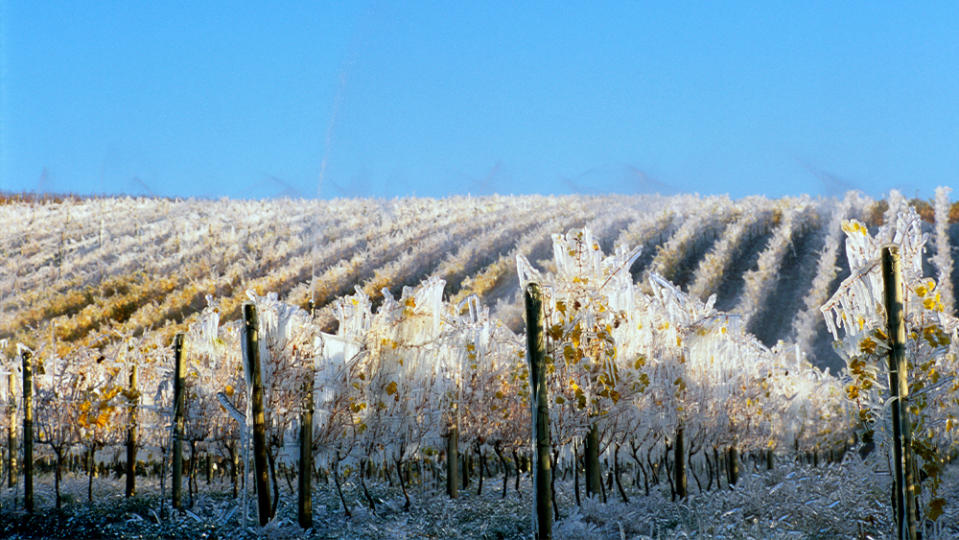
[3,190,958,371]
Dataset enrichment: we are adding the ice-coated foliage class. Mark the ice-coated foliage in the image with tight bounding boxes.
[821,196,959,521]
[735,196,819,329]
[6,190,959,535]
[933,186,955,315]
[515,227,848,463]
[687,195,775,301]
[821,193,933,352]
[792,191,871,359]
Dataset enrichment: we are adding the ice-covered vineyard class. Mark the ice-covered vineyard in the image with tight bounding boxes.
[2,190,957,368]
[1,188,959,535]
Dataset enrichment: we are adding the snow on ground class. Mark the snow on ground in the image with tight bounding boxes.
[2,454,959,539]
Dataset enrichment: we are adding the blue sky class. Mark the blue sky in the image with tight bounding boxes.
[3,2,958,200]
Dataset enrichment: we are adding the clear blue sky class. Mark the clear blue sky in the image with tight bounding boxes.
[3,2,958,200]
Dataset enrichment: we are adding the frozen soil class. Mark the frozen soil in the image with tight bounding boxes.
[2,455,959,539]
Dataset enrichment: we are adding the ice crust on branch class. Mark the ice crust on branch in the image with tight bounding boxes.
[792,191,870,358]
[933,186,954,315]
[820,192,929,351]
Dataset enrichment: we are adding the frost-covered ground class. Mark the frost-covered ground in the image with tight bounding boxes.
[2,455,959,539]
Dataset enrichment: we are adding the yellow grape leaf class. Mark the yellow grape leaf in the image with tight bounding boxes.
[548,324,564,341]
[385,381,398,396]
[102,386,121,402]
[928,497,945,521]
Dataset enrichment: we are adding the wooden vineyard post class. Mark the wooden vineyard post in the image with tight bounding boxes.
[172,333,185,510]
[525,283,552,540]
[244,302,272,526]
[205,454,212,485]
[584,424,601,499]
[674,424,687,499]
[22,349,33,513]
[7,370,16,489]
[881,246,918,540]
[298,371,314,529]
[126,363,138,497]
[446,410,459,498]
[726,446,739,486]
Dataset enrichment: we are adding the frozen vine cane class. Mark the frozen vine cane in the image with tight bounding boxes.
[525,283,551,540]
[881,246,918,540]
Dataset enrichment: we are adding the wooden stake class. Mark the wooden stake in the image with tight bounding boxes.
[172,334,185,510]
[244,302,272,526]
[882,245,918,540]
[298,372,314,529]
[573,444,581,505]
[446,423,459,498]
[7,370,17,489]
[674,425,687,499]
[476,444,485,496]
[205,453,212,485]
[726,446,738,486]
[22,349,33,513]
[126,363,138,497]
[525,283,552,540]
[584,424,601,499]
